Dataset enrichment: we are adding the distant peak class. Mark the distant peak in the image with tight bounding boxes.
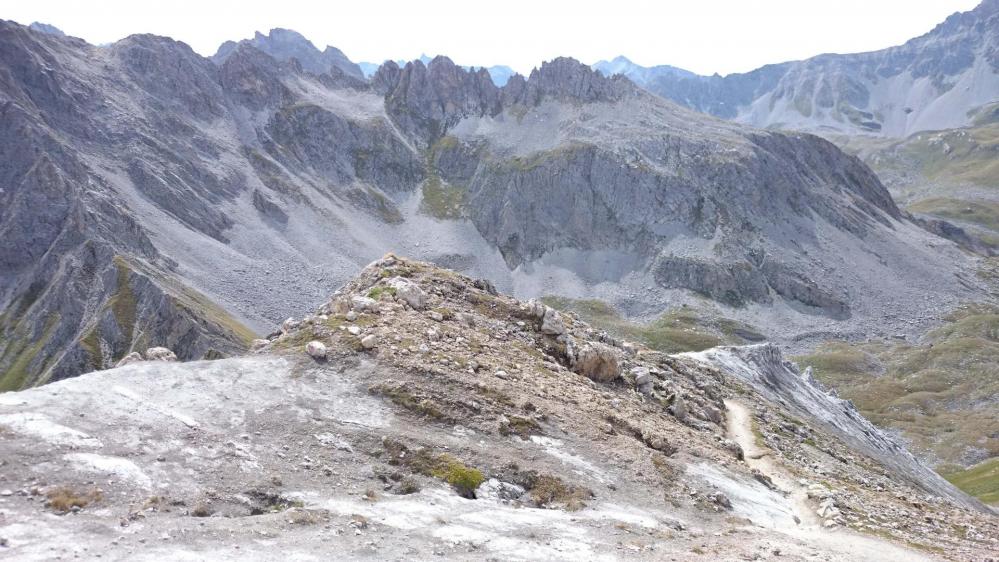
[28,22,65,37]
[213,28,363,80]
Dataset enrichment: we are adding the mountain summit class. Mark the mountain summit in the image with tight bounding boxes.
[213,28,364,80]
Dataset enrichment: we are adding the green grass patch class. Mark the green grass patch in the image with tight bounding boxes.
[382,439,484,498]
[420,136,467,220]
[942,457,999,505]
[419,174,466,219]
[908,198,999,234]
[429,455,486,498]
[0,314,60,392]
[541,297,762,353]
[109,256,137,343]
[367,286,397,300]
[79,327,103,372]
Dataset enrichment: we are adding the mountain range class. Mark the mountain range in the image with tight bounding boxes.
[595,0,999,137]
[0,2,998,556]
[4,14,990,393]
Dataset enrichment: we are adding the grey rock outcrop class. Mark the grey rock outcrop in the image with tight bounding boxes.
[387,277,427,310]
[145,347,178,362]
[540,307,566,336]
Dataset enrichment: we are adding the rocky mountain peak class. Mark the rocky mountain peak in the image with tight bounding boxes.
[212,27,364,80]
[373,55,502,143]
[513,56,634,105]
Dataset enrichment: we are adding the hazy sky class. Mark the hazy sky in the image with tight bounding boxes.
[2,0,982,75]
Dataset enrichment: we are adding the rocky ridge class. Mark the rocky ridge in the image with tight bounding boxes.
[0,256,994,560]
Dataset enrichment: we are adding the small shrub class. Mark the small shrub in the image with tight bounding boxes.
[434,307,455,321]
[396,477,421,495]
[46,486,102,513]
[287,508,324,525]
[368,384,450,422]
[499,415,541,439]
[432,456,486,499]
[529,475,590,511]
[190,503,214,517]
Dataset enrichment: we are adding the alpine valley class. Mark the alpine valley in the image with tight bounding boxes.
[0,2,997,560]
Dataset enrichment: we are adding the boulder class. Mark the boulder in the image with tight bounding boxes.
[351,296,378,312]
[540,307,566,335]
[526,299,546,320]
[631,367,654,394]
[306,340,327,360]
[115,352,144,368]
[708,492,732,509]
[281,317,299,333]
[387,277,426,310]
[671,396,688,422]
[472,278,498,295]
[145,347,177,362]
[360,334,378,349]
[703,406,723,424]
[475,478,525,502]
[569,341,621,383]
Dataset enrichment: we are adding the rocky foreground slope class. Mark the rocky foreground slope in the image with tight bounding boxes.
[1,19,990,389]
[0,257,994,561]
[598,0,999,137]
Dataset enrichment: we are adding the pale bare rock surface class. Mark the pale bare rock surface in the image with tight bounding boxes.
[0,258,994,560]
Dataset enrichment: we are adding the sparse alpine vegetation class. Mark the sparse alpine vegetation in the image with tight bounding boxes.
[541,297,765,354]
[794,304,999,503]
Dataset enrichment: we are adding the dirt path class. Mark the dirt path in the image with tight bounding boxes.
[723,399,937,561]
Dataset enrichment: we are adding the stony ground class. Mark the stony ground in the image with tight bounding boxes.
[0,256,996,561]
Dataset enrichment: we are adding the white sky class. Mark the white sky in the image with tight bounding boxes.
[2,0,982,76]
